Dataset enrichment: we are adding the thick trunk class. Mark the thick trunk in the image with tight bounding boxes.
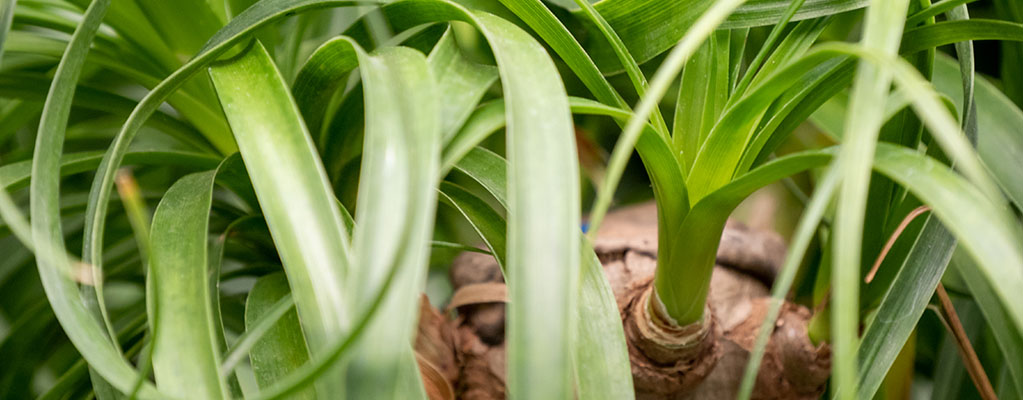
[415,202,830,399]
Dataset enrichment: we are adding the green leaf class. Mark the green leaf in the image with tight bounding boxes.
[1,151,220,192]
[686,49,844,205]
[442,100,506,173]
[453,147,509,208]
[489,0,626,110]
[447,147,635,400]
[574,238,635,399]
[831,2,912,397]
[25,0,165,397]
[995,0,1023,107]
[244,273,314,399]
[590,0,748,325]
[869,144,1023,394]
[133,0,223,59]
[578,0,867,73]
[728,0,809,100]
[0,72,216,152]
[808,52,1023,210]
[439,181,507,269]
[345,42,439,399]
[209,40,352,397]
[931,54,1023,209]
[930,296,984,400]
[0,0,14,50]
[148,170,230,399]
[0,0,31,251]
[953,248,1023,396]
[565,0,668,134]
[567,97,688,270]
[80,0,366,319]
[738,165,840,400]
[247,225,411,400]
[900,20,1023,55]
[674,37,717,172]
[854,9,979,398]
[344,6,587,396]
[854,215,955,399]
[427,28,498,141]
[470,12,580,398]
[291,35,359,149]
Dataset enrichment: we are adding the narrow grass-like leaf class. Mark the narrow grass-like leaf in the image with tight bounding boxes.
[209,40,351,397]
[674,38,717,172]
[728,0,808,99]
[490,0,626,109]
[738,165,839,400]
[686,45,842,205]
[26,0,161,396]
[447,147,635,400]
[831,2,910,397]
[854,8,978,397]
[854,214,955,399]
[931,55,1023,208]
[0,0,14,50]
[148,170,230,399]
[574,238,635,399]
[427,28,498,141]
[589,0,745,230]
[81,0,367,312]
[807,53,1023,209]
[579,0,867,72]
[346,42,439,399]
[905,0,974,26]
[470,13,580,398]
[566,0,668,135]
[250,203,419,400]
[442,100,506,173]
[900,20,1023,55]
[344,6,587,396]
[439,181,507,268]
[0,72,215,152]
[995,0,1023,107]
[244,273,313,399]
[0,0,30,253]
[591,0,748,325]
[1,151,219,192]
[869,144,1023,383]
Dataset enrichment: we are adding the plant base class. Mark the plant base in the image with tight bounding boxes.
[415,202,830,399]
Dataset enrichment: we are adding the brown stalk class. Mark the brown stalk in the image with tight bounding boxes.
[935,284,998,400]
[864,205,931,284]
[863,205,996,399]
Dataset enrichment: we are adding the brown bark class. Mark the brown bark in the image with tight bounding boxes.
[416,201,830,399]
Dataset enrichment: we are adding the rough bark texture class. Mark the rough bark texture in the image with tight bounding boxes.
[416,296,458,400]
[415,202,830,399]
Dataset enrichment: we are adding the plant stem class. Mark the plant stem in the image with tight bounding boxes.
[935,284,998,400]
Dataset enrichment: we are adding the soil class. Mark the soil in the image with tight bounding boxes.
[415,202,830,399]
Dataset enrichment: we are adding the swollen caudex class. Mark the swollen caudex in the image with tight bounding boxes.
[416,202,829,399]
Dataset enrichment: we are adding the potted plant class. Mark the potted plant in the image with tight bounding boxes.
[0,0,1020,398]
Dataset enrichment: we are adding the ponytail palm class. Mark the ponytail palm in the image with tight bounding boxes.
[0,0,1021,398]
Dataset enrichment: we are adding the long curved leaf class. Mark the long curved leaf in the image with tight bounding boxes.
[80,0,368,317]
[590,0,748,325]
[447,148,634,400]
[209,40,352,397]
[244,273,314,399]
[578,0,867,72]
[26,0,163,397]
[345,42,439,399]
[831,2,911,397]
[148,170,230,399]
